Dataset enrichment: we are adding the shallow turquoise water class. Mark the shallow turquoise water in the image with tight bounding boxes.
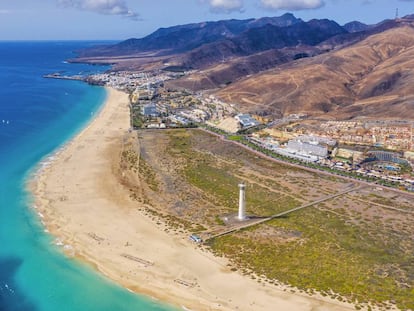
[0,41,176,311]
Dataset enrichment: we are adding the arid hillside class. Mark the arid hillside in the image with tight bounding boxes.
[164,45,322,90]
[213,23,414,120]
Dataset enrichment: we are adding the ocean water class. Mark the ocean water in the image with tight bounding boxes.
[0,42,176,311]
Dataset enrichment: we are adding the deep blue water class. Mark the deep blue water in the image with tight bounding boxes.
[0,42,176,311]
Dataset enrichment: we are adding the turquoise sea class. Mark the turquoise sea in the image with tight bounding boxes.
[0,42,176,311]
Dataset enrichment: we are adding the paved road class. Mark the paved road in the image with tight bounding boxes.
[196,128,414,198]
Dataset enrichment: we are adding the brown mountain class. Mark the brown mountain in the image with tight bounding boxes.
[164,17,409,91]
[76,14,414,121]
[74,14,348,72]
[210,22,414,120]
[162,18,346,69]
[343,21,372,33]
[77,13,303,57]
[164,45,321,90]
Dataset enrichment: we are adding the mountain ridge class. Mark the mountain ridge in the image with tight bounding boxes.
[74,13,414,121]
[78,13,304,57]
[212,23,414,120]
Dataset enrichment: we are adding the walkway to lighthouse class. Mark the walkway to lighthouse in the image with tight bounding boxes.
[204,183,364,242]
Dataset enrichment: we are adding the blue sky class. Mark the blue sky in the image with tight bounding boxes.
[0,0,413,40]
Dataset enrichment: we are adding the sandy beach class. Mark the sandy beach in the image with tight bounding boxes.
[31,87,354,311]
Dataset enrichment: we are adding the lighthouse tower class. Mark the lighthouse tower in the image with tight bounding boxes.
[238,183,246,221]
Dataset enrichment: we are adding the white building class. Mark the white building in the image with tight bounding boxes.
[235,114,260,129]
[287,140,328,158]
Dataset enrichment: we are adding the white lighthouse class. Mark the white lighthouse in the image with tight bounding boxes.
[238,183,246,221]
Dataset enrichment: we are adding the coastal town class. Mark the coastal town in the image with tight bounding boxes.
[80,69,414,192]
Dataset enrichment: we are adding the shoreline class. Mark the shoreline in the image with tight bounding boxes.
[29,87,355,311]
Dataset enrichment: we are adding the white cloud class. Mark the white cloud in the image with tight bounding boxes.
[203,0,244,13]
[58,0,139,20]
[260,0,325,10]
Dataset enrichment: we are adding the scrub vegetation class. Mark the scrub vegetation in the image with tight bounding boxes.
[131,129,414,310]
